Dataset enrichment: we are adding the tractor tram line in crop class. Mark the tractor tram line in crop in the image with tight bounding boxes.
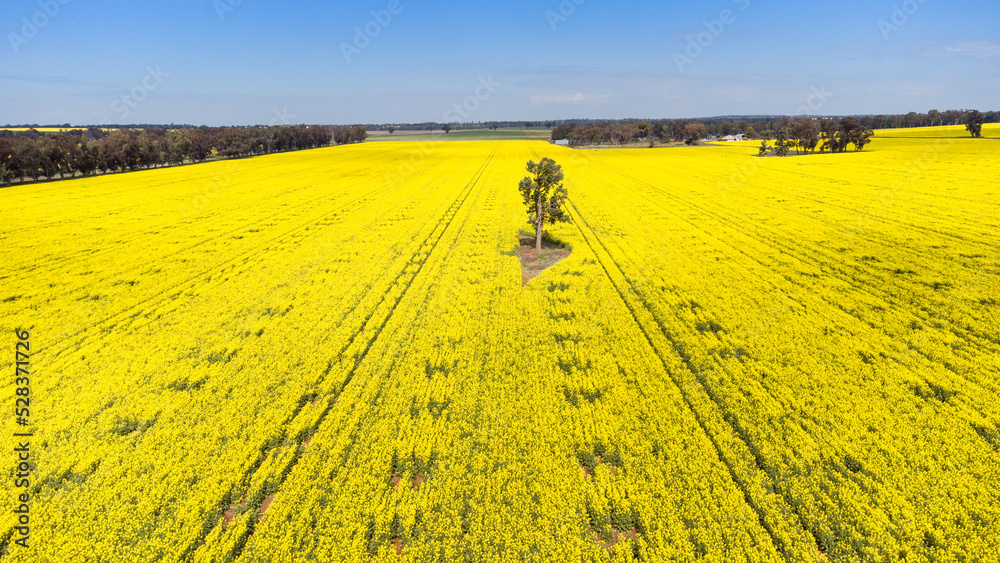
[593,159,1000,409]
[573,151,997,381]
[561,193,818,560]
[593,161,999,379]
[0,142,430,303]
[2,134,998,561]
[38,146,466,369]
[527,142,813,558]
[41,176,403,366]
[229,144,513,560]
[671,149,1000,254]
[0,143,498,560]
[0,142,422,240]
[548,141,999,559]
[183,143,501,561]
[3,143,423,284]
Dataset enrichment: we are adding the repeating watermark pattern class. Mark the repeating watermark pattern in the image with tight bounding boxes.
[178,161,242,219]
[854,137,954,234]
[178,105,291,218]
[110,66,169,122]
[673,0,751,73]
[341,0,403,64]
[546,0,587,31]
[717,153,761,202]
[383,140,440,186]
[937,256,995,328]
[7,0,71,54]
[269,107,295,127]
[878,0,931,41]
[213,0,245,22]
[715,83,834,205]
[442,75,501,123]
[383,74,502,185]
[795,85,834,116]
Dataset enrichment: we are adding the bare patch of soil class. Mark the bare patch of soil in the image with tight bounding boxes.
[517,236,570,285]
[257,494,275,521]
[222,493,249,528]
[594,456,619,476]
[592,528,639,552]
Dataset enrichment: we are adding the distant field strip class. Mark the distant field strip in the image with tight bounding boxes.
[1,137,997,562]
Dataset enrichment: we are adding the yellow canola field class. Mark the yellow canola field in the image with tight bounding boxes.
[875,123,1000,138]
[1,137,998,562]
[0,128,117,133]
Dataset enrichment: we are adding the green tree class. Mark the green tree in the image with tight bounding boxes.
[636,121,651,139]
[964,110,984,137]
[819,119,839,152]
[773,127,791,157]
[652,120,668,142]
[387,126,397,134]
[350,125,368,143]
[744,125,756,140]
[839,117,874,151]
[682,123,707,145]
[167,129,191,166]
[551,124,574,142]
[790,119,819,154]
[518,158,568,251]
[442,124,452,134]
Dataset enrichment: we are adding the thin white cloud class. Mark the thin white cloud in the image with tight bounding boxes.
[944,41,1000,59]
[529,93,611,104]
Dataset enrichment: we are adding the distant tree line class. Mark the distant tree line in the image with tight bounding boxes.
[550,118,868,148]
[868,109,998,130]
[549,109,993,149]
[359,109,998,137]
[0,124,367,186]
[367,121,548,132]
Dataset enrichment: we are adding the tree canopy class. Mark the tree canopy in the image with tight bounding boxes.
[965,110,984,138]
[518,158,568,251]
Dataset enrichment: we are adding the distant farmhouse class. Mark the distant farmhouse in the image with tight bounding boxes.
[720,134,745,142]
[554,139,570,146]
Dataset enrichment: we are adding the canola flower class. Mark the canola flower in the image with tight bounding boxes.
[1,128,998,562]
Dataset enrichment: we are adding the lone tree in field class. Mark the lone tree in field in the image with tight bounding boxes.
[518,158,568,251]
[442,124,452,134]
[964,110,984,137]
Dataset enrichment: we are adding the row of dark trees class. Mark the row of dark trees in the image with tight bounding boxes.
[298,110,1000,136]
[0,124,367,185]
[866,109,998,130]
[551,120,717,146]
[763,117,874,156]
[550,109,996,147]
[549,119,792,147]
[369,120,549,132]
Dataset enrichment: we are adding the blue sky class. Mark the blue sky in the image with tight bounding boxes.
[1,0,998,126]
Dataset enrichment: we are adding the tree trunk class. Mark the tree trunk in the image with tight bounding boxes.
[536,190,543,252]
